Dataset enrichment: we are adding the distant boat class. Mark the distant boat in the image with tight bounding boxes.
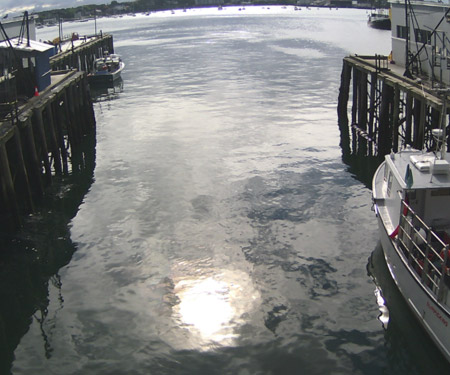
[88,53,124,84]
[368,9,391,30]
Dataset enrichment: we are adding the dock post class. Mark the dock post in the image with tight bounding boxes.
[81,77,95,131]
[337,60,351,123]
[367,72,377,155]
[12,127,34,212]
[0,143,21,228]
[378,80,394,156]
[392,84,400,152]
[68,83,82,146]
[352,68,359,126]
[20,116,44,197]
[53,99,69,174]
[405,93,413,146]
[32,108,52,185]
[39,105,62,176]
[358,70,368,155]
[412,98,426,149]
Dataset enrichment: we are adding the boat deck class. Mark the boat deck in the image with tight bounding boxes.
[386,149,450,189]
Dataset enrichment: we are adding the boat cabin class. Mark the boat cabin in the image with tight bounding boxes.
[382,150,450,234]
[375,149,450,303]
[93,53,121,74]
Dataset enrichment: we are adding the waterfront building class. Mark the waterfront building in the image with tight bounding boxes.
[391,0,450,85]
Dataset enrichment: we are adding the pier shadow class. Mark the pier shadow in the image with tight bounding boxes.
[0,130,96,374]
[367,244,450,373]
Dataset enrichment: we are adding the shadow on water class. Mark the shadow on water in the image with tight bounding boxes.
[367,243,450,374]
[337,118,383,189]
[0,129,96,375]
[89,77,124,103]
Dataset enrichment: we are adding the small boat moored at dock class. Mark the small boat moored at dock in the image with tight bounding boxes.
[372,131,450,362]
[88,52,124,84]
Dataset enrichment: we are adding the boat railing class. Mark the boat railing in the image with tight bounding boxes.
[397,200,450,304]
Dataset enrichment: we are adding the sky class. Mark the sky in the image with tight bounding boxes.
[1,0,109,17]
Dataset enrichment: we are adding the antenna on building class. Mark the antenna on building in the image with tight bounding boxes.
[18,11,31,47]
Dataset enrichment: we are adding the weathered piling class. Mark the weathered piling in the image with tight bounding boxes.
[49,34,114,73]
[338,54,449,158]
[0,70,95,231]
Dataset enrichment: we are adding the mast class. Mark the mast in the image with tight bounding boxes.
[25,11,30,47]
[404,0,411,77]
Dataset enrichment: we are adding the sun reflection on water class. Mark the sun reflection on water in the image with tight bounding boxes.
[171,264,259,349]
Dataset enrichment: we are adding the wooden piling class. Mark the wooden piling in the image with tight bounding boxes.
[12,127,34,212]
[0,143,20,228]
[392,84,400,152]
[338,55,449,158]
[405,93,413,145]
[32,107,52,184]
[337,60,352,123]
[367,72,377,154]
[0,70,96,231]
[49,34,114,72]
[53,99,69,174]
[20,115,44,197]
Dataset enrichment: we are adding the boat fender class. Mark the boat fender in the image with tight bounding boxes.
[414,228,426,246]
[389,226,399,239]
[389,199,410,239]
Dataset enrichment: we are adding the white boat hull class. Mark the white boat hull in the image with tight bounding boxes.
[377,216,450,362]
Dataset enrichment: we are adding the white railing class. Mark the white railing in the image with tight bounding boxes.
[397,200,450,303]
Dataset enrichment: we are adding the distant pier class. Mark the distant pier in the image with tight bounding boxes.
[50,33,114,74]
[337,55,449,158]
[0,70,95,231]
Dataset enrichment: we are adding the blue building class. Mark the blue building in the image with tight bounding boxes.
[0,38,56,96]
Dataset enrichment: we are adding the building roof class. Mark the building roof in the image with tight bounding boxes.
[0,37,54,53]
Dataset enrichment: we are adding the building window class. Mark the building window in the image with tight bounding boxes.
[415,29,432,44]
[397,25,407,39]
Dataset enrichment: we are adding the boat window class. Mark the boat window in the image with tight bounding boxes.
[387,172,393,197]
[384,164,389,181]
[431,188,450,196]
[407,190,416,200]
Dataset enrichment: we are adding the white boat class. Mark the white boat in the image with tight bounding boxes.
[88,53,125,84]
[372,129,450,362]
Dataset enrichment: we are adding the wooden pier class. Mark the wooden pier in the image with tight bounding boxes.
[50,33,114,74]
[337,55,449,158]
[0,70,95,231]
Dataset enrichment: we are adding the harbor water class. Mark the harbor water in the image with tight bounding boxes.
[2,6,449,374]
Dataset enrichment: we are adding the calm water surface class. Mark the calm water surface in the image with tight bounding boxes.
[2,6,448,374]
